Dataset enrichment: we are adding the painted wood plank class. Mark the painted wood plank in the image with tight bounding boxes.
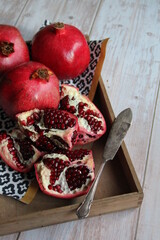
[135,87,160,239]
[0,234,18,240]
[87,0,160,239]
[90,0,160,183]
[15,0,66,41]
[15,0,101,41]
[0,0,28,25]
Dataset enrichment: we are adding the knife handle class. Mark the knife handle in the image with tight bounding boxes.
[76,161,106,219]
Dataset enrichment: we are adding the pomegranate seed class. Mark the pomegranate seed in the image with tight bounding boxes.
[53,186,57,191]
[33,112,40,120]
[48,184,52,190]
[44,157,70,184]
[69,106,76,113]
[43,109,76,130]
[65,165,90,191]
[20,120,27,126]
[27,116,35,125]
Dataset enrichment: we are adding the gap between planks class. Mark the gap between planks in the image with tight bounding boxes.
[14,0,30,26]
[88,0,103,37]
[134,69,160,240]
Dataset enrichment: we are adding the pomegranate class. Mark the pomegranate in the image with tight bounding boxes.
[34,148,95,198]
[31,22,90,80]
[0,129,42,173]
[16,108,78,150]
[0,25,29,76]
[60,84,106,144]
[0,61,60,117]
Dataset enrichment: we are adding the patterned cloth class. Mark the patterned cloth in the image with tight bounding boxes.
[0,21,106,202]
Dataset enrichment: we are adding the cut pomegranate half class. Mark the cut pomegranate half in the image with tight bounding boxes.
[34,149,95,199]
[0,129,42,173]
[16,108,78,151]
[60,84,106,144]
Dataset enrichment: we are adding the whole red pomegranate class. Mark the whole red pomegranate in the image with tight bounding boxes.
[0,61,60,117]
[31,22,90,80]
[0,25,29,76]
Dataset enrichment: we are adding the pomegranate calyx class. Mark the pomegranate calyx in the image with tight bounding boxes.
[30,68,53,81]
[53,22,65,30]
[0,41,14,56]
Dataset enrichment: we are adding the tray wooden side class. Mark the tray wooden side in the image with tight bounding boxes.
[98,77,143,194]
[0,193,141,235]
[0,78,143,236]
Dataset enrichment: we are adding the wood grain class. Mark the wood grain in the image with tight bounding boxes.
[15,0,101,41]
[135,88,160,239]
[0,0,159,239]
[86,0,160,239]
[0,0,28,25]
[0,234,18,240]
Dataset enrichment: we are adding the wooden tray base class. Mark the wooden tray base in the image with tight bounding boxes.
[0,78,143,236]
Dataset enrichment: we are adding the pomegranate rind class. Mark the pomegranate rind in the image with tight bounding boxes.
[0,129,42,173]
[60,84,107,144]
[34,150,95,199]
[31,24,90,80]
[0,61,60,117]
[16,108,78,150]
[0,25,29,75]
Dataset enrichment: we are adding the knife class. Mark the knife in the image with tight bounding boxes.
[76,108,132,219]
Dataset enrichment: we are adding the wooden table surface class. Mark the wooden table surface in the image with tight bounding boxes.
[0,0,160,239]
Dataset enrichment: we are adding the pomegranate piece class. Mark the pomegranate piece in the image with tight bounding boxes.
[60,84,106,144]
[0,25,29,76]
[34,149,95,199]
[32,22,90,80]
[16,108,78,151]
[0,129,42,173]
[0,61,60,117]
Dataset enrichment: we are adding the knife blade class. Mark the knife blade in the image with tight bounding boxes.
[76,108,132,219]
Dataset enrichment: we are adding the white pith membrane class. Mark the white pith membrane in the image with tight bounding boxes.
[60,84,106,143]
[16,109,78,150]
[35,151,95,197]
[0,129,41,170]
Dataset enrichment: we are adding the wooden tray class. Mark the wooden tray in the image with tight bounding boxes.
[0,78,143,236]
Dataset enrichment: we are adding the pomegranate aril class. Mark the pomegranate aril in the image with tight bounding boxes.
[0,132,7,142]
[33,112,40,120]
[35,148,95,199]
[59,84,106,145]
[65,165,90,191]
[48,184,52,190]
[44,109,76,130]
[35,135,56,152]
[27,116,35,125]
[44,157,69,186]
[0,130,42,173]
[17,108,78,150]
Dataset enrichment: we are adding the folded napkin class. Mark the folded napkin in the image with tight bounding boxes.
[0,21,109,204]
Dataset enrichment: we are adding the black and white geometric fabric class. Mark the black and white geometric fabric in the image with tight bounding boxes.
[0,21,103,202]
